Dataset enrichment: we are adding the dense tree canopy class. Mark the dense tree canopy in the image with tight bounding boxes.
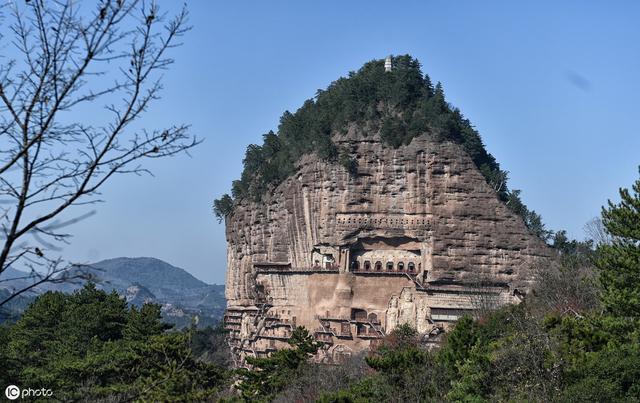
[235,326,322,402]
[0,284,228,401]
[214,55,548,240]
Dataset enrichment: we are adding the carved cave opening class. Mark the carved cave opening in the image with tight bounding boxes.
[351,308,368,321]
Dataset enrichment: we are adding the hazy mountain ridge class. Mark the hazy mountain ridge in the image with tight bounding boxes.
[0,257,225,327]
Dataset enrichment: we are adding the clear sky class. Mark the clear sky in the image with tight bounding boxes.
[42,1,640,284]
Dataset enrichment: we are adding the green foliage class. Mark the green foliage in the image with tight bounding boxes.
[215,55,547,239]
[317,375,395,403]
[338,149,359,176]
[445,343,491,403]
[437,315,478,378]
[124,331,226,402]
[3,283,228,401]
[366,341,430,377]
[442,308,522,401]
[235,326,321,402]
[545,313,640,402]
[124,303,173,341]
[190,323,232,367]
[544,313,640,359]
[213,193,235,222]
[596,168,640,317]
[0,324,13,386]
[321,325,449,402]
[370,322,418,352]
[560,343,640,402]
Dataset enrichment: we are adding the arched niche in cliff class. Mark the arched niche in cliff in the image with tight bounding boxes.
[351,308,368,321]
[311,246,338,270]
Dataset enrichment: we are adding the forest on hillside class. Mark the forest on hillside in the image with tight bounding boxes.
[3,169,640,401]
[214,55,550,242]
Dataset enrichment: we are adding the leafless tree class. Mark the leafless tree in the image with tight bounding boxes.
[584,217,612,247]
[488,168,509,194]
[273,353,370,403]
[528,259,600,318]
[0,0,198,306]
[487,306,564,402]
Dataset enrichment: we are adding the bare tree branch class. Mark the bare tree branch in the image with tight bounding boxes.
[0,0,199,305]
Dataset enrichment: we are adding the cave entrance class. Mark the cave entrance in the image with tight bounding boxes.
[351,308,368,321]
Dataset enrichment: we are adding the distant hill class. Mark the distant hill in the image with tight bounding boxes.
[0,288,35,323]
[0,266,42,294]
[77,257,210,291]
[0,257,225,328]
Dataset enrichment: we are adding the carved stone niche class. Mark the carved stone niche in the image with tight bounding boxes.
[385,288,432,334]
[311,245,339,269]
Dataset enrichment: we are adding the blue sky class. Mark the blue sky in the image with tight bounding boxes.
[35,1,640,284]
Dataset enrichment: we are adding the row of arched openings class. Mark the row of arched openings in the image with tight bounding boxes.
[351,260,417,272]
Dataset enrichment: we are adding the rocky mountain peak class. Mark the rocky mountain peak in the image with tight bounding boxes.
[220,56,553,365]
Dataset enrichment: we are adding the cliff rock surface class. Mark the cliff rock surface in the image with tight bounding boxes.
[224,125,551,364]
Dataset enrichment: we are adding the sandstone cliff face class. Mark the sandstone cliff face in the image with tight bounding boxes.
[224,129,551,364]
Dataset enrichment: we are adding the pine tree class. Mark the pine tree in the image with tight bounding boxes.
[597,167,640,317]
[213,194,234,223]
[236,326,320,401]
